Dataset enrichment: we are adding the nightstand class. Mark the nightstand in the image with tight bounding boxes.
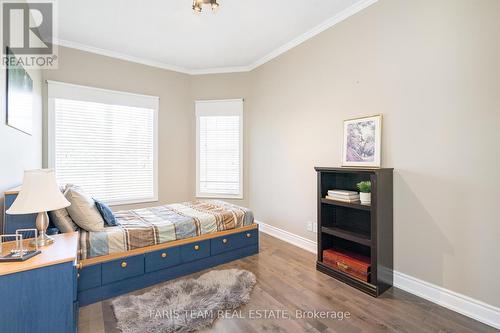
[0,232,79,333]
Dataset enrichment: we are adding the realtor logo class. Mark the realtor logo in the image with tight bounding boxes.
[2,1,57,68]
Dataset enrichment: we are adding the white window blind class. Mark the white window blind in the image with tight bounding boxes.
[47,81,158,205]
[196,99,243,199]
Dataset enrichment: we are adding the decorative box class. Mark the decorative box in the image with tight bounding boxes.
[323,248,371,282]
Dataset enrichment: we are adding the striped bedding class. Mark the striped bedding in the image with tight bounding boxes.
[79,200,254,260]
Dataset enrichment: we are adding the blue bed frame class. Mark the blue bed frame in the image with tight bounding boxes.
[77,226,259,306]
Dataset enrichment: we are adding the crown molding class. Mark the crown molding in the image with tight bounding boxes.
[247,0,378,71]
[54,0,378,75]
[54,39,193,74]
[188,65,253,75]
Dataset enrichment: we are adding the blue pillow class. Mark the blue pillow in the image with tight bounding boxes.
[94,199,117,226]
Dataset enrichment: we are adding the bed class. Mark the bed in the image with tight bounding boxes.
[79,200,255,260]
[76,200,259,306]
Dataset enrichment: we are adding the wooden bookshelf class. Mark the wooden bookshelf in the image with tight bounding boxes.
[315,167,393,297]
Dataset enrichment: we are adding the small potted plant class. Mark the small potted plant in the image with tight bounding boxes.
[357,181,371,205]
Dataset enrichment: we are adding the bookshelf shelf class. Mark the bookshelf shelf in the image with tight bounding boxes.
[321,226,371,246]
[320,198,371,211]
[315,167,393,297]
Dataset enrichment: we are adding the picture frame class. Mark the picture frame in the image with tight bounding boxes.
[342,114,382,168]
[5,47,34,135]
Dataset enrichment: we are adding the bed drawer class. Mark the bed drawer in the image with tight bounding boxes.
[78,264,102,291]
[145,247,181,273]
[102,255,144,285]
[241,229,259,247]
[211,229,259,255]
[180,240,210,263]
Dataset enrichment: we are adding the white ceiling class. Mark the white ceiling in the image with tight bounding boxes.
[56,0,376,74]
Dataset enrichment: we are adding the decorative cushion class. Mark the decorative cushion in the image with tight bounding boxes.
[65,184,105,232]
[48,186,79,233]
[48,207,79,233]
[94,199,117,226]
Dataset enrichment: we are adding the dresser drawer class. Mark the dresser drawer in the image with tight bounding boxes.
[180,240,210,263]
[102,255,144,285]
[145,247,181,273]
[211,229,258,255]
[78,264,102,291]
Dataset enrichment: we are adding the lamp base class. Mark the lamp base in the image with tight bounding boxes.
[30,212,54,247]
[30,232,54,247]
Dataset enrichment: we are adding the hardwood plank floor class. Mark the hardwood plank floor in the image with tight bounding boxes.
[79,233,497,333]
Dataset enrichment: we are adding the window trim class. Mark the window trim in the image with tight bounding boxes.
[195,99,244,200]
[47,80,159,206]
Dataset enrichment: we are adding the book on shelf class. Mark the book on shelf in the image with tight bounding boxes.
[328,194,360,200]
[327,190,359,197]
[325,195,360,203]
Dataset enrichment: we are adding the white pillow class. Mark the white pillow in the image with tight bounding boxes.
[65,184,105,232]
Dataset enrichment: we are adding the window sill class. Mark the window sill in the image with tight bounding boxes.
[196,194,244,200]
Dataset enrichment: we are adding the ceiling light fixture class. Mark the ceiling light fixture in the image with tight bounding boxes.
[192,0,219,13]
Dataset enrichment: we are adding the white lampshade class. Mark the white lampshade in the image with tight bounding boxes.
[6,169,71,215]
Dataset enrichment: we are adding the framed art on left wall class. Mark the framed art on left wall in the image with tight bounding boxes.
[5,47,34,135]
[342,114,382,168]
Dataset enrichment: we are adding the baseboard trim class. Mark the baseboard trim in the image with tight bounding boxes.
[255,220,316,254]
[393,271,500,330]
[256,220,500,330]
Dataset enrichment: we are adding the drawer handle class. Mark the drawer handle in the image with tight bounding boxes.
[121,261,128,268]
[77,273,80,279]
[222,238,228,244]
[161,252,168,258]
[246,233,252,238]
[194,245,200,251]
[337,262,349,271]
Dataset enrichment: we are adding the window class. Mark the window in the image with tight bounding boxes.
[196,99,243,199]
[47,81,158,205]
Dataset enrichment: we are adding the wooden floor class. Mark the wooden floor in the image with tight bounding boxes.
[79,233,496,333]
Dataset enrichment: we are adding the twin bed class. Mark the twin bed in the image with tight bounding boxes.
[75,200,259,305]
[79,200,255,260]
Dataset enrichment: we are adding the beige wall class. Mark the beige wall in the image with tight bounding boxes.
[0,67,43,231]
[246,0,500,307]
[43,47,194,210]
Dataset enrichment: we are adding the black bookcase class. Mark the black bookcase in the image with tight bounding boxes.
[314,167,393,297]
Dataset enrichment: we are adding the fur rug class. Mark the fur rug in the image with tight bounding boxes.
[111,269,256,333]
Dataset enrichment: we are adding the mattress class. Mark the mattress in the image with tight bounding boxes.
[79,200,254,260]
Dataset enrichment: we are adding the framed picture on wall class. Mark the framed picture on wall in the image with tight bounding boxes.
[342,114,382,168]
[5,47,34,135]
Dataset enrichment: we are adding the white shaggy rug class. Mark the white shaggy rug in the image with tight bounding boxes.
[111,269,256,333]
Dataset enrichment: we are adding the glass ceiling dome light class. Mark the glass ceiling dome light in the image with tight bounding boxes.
[192,0,219,13]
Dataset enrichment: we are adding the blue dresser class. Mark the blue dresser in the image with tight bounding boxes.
[0,233,79,333]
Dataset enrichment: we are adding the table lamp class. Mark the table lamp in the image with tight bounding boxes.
[6,169,70,246]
